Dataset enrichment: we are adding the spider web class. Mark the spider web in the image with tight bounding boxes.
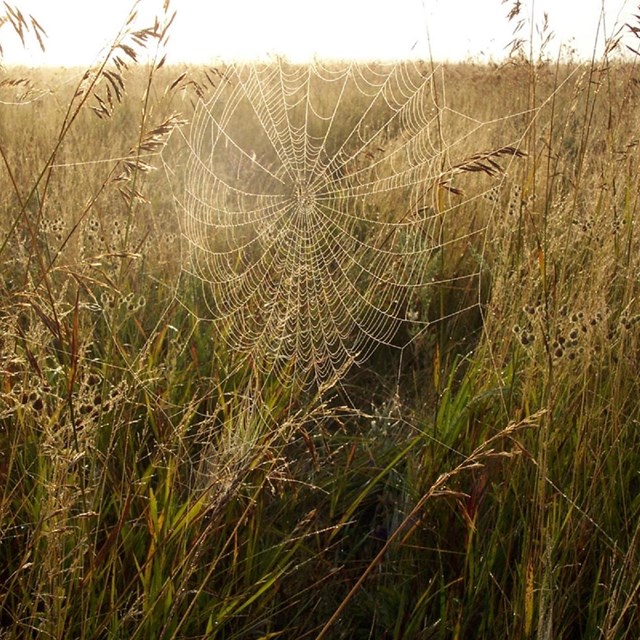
[176,59,508,389]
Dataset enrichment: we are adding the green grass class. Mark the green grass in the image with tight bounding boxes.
[1,5,640,639]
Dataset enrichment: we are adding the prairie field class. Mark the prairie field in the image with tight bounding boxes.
[1,7,640,640]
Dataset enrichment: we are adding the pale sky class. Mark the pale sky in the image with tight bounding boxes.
[0,0,636,67]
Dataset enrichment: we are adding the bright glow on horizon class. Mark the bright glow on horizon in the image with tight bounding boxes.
[0,0,636,68]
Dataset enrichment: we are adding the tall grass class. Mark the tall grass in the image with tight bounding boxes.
[1,3,640,638]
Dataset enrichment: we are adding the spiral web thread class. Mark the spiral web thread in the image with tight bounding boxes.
[179,59,498,389]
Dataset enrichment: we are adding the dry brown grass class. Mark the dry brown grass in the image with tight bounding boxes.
[1,5,640,634]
